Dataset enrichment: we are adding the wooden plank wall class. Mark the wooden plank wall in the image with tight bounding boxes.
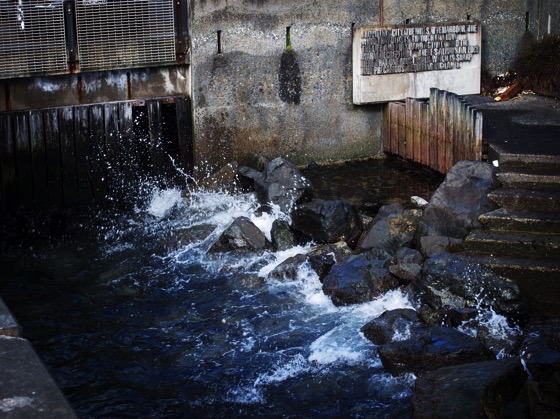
[0,96,192,212]
[383,88,483,174]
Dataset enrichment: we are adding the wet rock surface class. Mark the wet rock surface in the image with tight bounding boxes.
[412,358,526,418]
[208,216,271,254]
[413,253,525,325]
[322,252,398,306]
[416,160,498,239]
[376,325,494,375]
[291,199,363,248]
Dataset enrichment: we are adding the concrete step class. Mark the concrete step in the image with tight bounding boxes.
[457,253,560,317]
[488,188,560,213]
[488,144,560,168]
[496,166,560,191]
[479,208,560,234]
[464,229,560,260]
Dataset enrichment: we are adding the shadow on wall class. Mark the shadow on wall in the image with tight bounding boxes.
[279,50,302,104]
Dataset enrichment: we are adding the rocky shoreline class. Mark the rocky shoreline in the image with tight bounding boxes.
[199,156,560,417]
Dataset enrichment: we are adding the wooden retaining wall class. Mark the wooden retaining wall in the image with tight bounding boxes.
[0,96,192,212]
[383,88,483,174]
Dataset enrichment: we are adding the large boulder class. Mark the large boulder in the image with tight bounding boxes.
[208,216,271,254]
[256,158,313,212]
[357,204,422,255]
[377,326,494,375]
[306,241,353,281]
[291,199,363,247]
[322,252,398,306]
[412,359,526,418]
[270,219,297,251]
[417,160,498,240]
[413,253,525,325]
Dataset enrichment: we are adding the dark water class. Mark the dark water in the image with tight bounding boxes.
[0,157,443,417]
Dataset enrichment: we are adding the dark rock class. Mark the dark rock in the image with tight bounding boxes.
[377,326,494,375]
[270,219,297,251]
[412,358,526,418]
[358,205,421,255]
[268,253,308,281]
[396,247,423,264]
[417,160,498,240]
[291,199,363,248]
[419,235,463,257]
[361,309,421,345]
[322,252,398,306]
[306,241,353,281]
[200,161,240,192]
[443,307,479,327]
[237,165,265,191]
[389,262,421,284]
[413,253,525,325]
[208,216,271,254]
[520,318,560,417]
[257,157,313,212]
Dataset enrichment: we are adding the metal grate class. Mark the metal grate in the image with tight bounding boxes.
[75,0,176,72]
[0,0,68,79]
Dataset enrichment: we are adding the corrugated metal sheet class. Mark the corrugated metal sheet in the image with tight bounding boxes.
[75,0,176,72]
[0,0,68,79]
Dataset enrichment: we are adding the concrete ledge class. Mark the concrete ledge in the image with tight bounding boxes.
[0,297,76,418]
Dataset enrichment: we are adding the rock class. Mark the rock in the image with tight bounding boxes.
[237,165,265,191]
[208,216,271,254]
[257,157,313,212]
[268,254,308,281]
[519,318,560,417]
[306,241,353,281]
[200,161,240,192]
[413,253,525,326]
[361,309,421,345]
[357,204,421,255]
[322,252,398,306]
[377,326,494,375]
[270,219,297,251]
[417,160,498,240]
[412,358,526,418]
[396,247,423,264]
[389,262,421,284]
[419,235,463,257]
[291,199,363,248]
[159,224,215,252]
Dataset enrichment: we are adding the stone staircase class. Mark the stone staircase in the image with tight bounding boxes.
[461,150,560,317]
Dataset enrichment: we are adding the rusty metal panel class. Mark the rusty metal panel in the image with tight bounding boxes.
[75,0,176,72]
[0,0,68,79]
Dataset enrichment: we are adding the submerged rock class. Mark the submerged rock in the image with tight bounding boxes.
[377,326,494,375]
[322,252,398,306]
[412,358,526,418]
[413,253,525,325]
[208,216,271,254]
[417,160,498,240]
[291,199,363,248]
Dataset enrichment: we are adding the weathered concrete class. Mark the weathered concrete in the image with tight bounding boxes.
[0,336,76,418]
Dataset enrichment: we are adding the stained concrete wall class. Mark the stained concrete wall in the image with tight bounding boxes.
[190,0,383,169]
[189,0,559,169]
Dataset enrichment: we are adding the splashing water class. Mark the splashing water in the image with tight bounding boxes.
[0,159,447,417]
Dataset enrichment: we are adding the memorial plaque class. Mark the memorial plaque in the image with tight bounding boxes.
[353,22,481,104]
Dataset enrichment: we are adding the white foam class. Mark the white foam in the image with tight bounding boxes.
[253,354,311,386]
[146,188,183,218]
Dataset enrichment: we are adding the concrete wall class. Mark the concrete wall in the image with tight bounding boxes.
[189,0,559,169]
[189,0,383,169]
